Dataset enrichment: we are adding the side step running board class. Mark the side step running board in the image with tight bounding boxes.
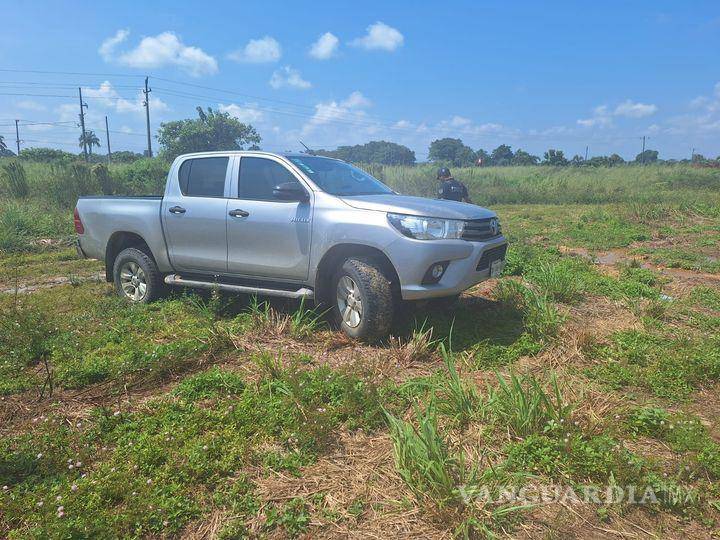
[164,274,314,300]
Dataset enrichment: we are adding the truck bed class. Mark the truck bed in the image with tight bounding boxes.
[76,195,169,271]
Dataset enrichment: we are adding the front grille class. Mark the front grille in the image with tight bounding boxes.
[476,244,508,271]
[462,218,500,241]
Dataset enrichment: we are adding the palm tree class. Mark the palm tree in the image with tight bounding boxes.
[0,134,7,152]
[79,131,101,155]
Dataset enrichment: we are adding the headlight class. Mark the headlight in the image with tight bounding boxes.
[387,213,465,240]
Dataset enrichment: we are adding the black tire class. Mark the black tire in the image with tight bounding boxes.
[332,257,394,341]
[112,247,164,304]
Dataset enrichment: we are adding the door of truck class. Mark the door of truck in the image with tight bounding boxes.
[226,156,312,280]
[161,155,231,273]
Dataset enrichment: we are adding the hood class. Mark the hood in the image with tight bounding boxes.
[340,194,495,220]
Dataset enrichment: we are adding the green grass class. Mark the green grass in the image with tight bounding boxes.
[586,330,720,400]
[2,161,720,537]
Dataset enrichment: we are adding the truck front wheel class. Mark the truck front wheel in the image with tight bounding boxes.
[113,247,164,304]
[332,258,394,341]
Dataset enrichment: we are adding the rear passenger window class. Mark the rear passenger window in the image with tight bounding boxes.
[178,157,229,197]
[238,157,300,200]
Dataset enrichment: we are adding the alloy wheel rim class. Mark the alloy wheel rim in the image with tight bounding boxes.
[336,276,363,328]
[119,262,147,301]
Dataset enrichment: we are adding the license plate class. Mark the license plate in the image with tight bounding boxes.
[490,259,505,277]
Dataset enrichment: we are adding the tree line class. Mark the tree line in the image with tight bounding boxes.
[2,110,719,167]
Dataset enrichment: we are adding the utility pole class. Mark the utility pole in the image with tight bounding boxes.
[105,115,112,163]
[640,135,646,165]
[14,119,20,156]
[78,87,88,162]
[143,77,152,157]
[691,147,695,162]
[584,145,588,161]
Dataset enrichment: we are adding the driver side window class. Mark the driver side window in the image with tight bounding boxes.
[238,157,299,200]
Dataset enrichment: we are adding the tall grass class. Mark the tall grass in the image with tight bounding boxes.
[366,163,720,210]
[487,372,572,437]
[494,280,564,340]
[0,161,29,198]
[386,403,474,509]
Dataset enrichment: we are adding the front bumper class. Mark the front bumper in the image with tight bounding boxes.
[385,235,508,300]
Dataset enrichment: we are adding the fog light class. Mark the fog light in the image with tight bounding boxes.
[422,261,449,285]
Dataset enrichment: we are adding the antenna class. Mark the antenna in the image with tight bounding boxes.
[299,140,315,155]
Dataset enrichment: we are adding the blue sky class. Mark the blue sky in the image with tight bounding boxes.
[1,0,719,160]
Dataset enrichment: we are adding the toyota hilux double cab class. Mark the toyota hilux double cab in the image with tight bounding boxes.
[75,151,507,340]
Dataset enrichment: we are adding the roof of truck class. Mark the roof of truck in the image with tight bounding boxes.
[176,150,331,159]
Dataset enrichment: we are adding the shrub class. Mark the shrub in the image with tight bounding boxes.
[92,163,114,195]
[46,162,99,207]
[112,158,169,195]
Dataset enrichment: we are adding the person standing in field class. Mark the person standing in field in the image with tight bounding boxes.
[436,167,472,203]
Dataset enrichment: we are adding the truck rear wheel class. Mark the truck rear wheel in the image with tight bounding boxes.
[113,247,163,304]
[332,258,394,341]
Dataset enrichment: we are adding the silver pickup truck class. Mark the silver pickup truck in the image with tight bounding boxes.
[75,151,507,340]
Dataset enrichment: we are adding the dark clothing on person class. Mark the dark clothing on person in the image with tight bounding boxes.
[438,178,470,202]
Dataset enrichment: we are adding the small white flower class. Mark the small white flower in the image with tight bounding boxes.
[563,438,569,443]
[146,479,152,485]
[132,491,137,496]
[36,501,44,507]
[202,445,208,451]
[75,462,82,468]
[36,453,43,459]
[3,485,9,491]
[113,411,121,417]
[71,484,78,492]
[81,474,87,479]
[68,464,74,470]
[56,495,62,501]
[110,467,116,473]
[76,422,82,428]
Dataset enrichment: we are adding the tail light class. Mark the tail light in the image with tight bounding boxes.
[73,207,85,234]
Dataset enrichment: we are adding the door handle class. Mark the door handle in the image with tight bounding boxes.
[169,206,186,214]
[229,209,250,218]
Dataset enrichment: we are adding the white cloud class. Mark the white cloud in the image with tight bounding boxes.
[110,31,218,77]
[614,100,658,118]
[99,29,129,62]
[302,91,371,134]
[269,66,311,90]
[309,32,339,59]
[218,103,264,123]
[16,100,46,112]
[58,81,168,124]
[578,99,657,128]
[228,36,281,63]
[350,22,404,51]
[341,91,371,108]
[666,81,720,134]
[577,116,612,128]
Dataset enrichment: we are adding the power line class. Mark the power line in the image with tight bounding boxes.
[0,92,140,101]
[0,68,145,78]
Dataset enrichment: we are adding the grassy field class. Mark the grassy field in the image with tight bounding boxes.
[1,162,720,538]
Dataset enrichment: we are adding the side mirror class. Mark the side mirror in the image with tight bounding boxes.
[273,182,309,201]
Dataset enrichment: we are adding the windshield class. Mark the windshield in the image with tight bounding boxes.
[288,156,394,196]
